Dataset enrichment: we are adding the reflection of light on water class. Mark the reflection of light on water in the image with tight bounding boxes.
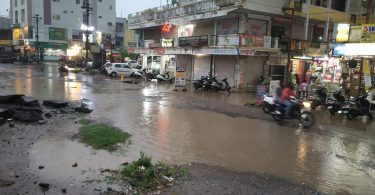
[64,74,82,101]
[156,103,169,147]
[142,88,152,96]
[142,101,152,118]
[296,135,308,174]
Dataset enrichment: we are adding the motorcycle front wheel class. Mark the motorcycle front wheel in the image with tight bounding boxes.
[299,111,315,128]
[347,109,357,120]
[262,103,272,113]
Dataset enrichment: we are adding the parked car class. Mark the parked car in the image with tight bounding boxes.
[128,60,140,68]
[107,63,138,77]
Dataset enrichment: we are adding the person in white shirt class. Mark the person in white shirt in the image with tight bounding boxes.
[368,87,375,109]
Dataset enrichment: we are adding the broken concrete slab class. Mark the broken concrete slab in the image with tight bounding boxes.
[13,109,43,122]
[74,107,93,114]
[0,95,24,104]
[43,100,69,108]
[19,96,40,107]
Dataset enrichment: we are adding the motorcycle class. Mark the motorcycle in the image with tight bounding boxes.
[347,92,373,120]
[262,95,278,113]
[202,76,215,90]
[271,97,315,128]
[156,72,175,83]
[58,65,69,74]
[211,78,231,92]
[307,86,327,109]
[326,90,350,115]
[193,76,208,90]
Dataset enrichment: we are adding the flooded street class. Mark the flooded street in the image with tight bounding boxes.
[1,63,375,195]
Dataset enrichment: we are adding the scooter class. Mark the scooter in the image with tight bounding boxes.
[156,72,175,83]
[133,68,148,79]
[271,97,315,128]
[347,92,373,120]
[211,78,231,92]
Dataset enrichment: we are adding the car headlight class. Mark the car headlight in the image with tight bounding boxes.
[303,102,311,108]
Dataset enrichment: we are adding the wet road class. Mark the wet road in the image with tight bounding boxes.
[1,63,375,195]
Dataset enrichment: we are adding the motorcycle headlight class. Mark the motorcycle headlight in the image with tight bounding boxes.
[64,66,69,69]
[303,102,311,108]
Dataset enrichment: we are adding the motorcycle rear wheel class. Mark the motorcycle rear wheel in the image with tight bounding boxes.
[299,111,315,128]
[347,110,357,120]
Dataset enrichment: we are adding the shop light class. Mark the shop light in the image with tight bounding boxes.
[195,53,206,56]
[80,24,95,31]
[293,56,312,60]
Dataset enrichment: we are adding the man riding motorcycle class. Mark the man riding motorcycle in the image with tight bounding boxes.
[280,83,296,117]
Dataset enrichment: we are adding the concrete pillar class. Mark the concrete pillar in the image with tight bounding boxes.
[304,0,311,40]
[324,0,332,42]
[345,0,351,22]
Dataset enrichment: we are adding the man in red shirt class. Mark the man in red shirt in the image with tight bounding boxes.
[281,83,296,117]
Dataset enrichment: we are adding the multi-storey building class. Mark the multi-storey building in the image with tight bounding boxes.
[127,0,371,89]
[9,0,116,61]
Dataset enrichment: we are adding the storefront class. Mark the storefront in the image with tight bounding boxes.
[333,43,375,97]
[30,42,68,61]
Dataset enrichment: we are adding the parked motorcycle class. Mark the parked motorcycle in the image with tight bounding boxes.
[133,68,147,79]
[347,92,373,120]
[326,90,350,115]
[58,65,69,74]
[271,97,315,128]
[193,76,208,90]
[211,78,231,92]
[156,72,175,83]
[307,86,327,109]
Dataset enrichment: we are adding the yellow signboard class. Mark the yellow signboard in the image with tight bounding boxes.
[336,23,350,42]
[361,24,375,42]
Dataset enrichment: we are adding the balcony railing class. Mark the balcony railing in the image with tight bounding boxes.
[178,35,209,47]
[128,34,278,49]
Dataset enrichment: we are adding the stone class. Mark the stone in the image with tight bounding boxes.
[61,188,67,193]
[44,113,52,118]
[43,100,69,108]
[72,163,78,167]
[39,183,50,191]
[38,166,44,170]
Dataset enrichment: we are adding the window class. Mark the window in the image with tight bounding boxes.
[115,64,121,68]
[98,16,102,19]
[99,0,102,2]
[15,0,17,7]
[71,11,74,14]
[14,11,18,23]
[109,5,112,10]
[52,0,60,2]
[123,65,130,69]
[21,9,25,22]
[53,14,60,20]
[63,10,68,14]
[21,0,24,5]
[76,0,80,4]
[108,22,112,26]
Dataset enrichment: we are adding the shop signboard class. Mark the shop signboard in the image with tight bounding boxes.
[360,24,375,42]
[49,27,67,41]
[269,80,280,96]
[256,85,267,104]
[333,43,375,56]
[349,26,362,42]
[175,66,186,87]
[334,23,350,42]
[161,38,174,47]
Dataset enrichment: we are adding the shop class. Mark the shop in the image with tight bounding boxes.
[333,43,375,97]
[30,42,68,61]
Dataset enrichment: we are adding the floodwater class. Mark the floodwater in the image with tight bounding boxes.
[1,63,375,195]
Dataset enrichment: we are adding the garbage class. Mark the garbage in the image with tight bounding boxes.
[38,183,50,191]
[43,100,69,108]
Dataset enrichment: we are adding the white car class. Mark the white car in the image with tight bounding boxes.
[107,63,137,77]
[128,60,140,68]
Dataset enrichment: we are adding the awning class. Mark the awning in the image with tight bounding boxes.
[30,42,68,50]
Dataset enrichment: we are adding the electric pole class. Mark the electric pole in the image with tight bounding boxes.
[81,1,93,66]
[33,14,42,62]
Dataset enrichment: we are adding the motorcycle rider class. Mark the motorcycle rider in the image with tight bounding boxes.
[280,83,296,118]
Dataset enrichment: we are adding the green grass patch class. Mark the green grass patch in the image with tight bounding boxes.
[78,119,92,125]
[79,124,131,152]
[120,152,187,192]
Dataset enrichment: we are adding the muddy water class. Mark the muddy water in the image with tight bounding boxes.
[1,63,375,195]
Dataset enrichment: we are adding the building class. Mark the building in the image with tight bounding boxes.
[124,18,135,51]
[9,0,116,61]
[127,0,373,89]
[127,0,290,89]
[0,16,12,46]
